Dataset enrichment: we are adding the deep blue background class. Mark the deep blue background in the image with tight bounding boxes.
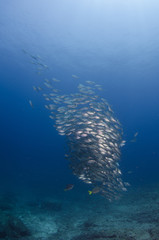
[0,0,159,197]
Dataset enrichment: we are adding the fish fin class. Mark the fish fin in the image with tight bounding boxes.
[88,191,92,195]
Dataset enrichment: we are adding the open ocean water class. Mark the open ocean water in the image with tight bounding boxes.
[0,1,159,239]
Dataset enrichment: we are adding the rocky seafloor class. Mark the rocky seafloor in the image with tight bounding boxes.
[0,184,159,240]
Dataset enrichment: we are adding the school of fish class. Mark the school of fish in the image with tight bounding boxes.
[25,51,128,201]
[43,78,128,200]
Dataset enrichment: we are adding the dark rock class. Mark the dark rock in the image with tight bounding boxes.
[4,216,31,238]
[148,228,159,239]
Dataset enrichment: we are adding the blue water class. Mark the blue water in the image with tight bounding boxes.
[0,0,159,198]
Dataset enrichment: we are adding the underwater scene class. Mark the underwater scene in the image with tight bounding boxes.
[0,1,159,239]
